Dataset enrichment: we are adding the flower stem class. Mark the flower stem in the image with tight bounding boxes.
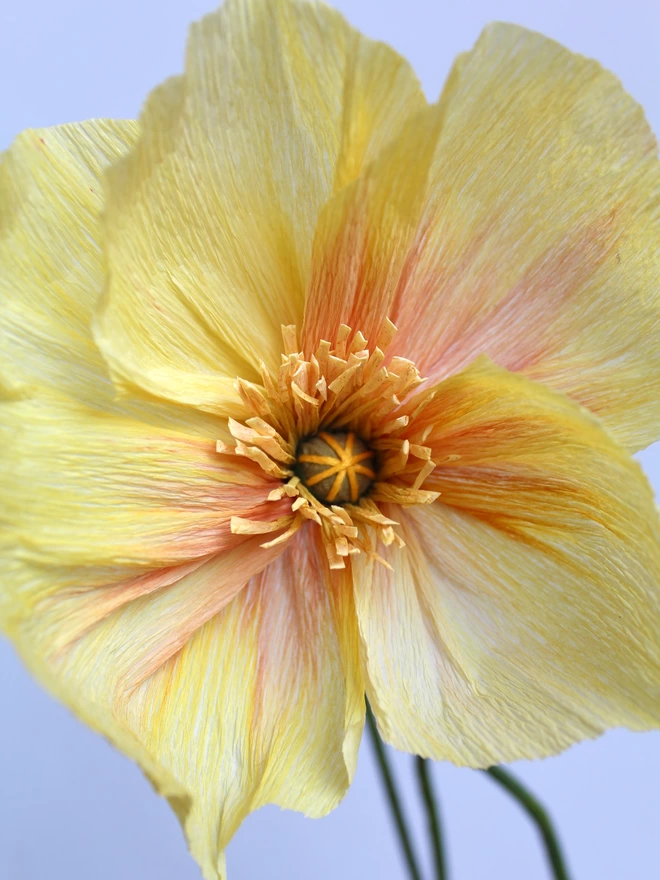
[365,702,423,880]
[415,757,447,879]
[483,766,572,880]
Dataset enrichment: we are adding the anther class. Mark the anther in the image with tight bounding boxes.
[295,431,376,504]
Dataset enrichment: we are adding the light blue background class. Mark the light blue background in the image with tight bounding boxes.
[1,1,659,878]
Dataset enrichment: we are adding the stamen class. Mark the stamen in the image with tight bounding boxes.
[217,321,439,568]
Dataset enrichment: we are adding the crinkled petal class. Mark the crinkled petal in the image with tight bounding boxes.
[0,392,286,624]
[94,0,426,415]
[353,359,660,765]
[0,120,233,435]
[303,23,660,451]
[0,121,138,404]
[6,525,363,880]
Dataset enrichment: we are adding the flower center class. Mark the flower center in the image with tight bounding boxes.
[217,321,440,569]
[295,431,376,504]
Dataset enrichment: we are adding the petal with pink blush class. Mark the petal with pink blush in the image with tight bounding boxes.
[303,23,660,451]
[7,524,363,880]
[94,0,425,417]
[0,393,288,626]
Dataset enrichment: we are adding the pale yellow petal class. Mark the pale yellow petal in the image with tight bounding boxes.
[7,525,363,880]
[94,0,426,415]
[354,360,660,765]
[0,120,236,435]
[303,23,660,450]
[0,392,285,624]
[0,121,138,404]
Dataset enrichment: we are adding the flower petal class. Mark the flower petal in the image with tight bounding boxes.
[0,392,285,625]
[303,23,660,451]
[0,121,233,437]
[0,121,138,405]
[94,0,425,415]
[6,525,363,880]
[353,359,660,765]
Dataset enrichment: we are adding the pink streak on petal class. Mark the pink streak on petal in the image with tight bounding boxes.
[390,213,619,385]
[121,531,293,692]
[45,497,294,655]
[252,524,329,698]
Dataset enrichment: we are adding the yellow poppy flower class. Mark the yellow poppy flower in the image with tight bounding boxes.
[2,1,660,878]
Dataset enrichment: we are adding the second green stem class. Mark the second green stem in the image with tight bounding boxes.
[365,702,423,880]
[415,756,447,880]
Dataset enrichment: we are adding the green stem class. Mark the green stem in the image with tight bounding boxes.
[365,702,423,880]
[483,766,572,880]
[415,757,447,880]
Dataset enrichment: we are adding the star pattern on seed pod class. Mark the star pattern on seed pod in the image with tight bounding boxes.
[296,431,376,504]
